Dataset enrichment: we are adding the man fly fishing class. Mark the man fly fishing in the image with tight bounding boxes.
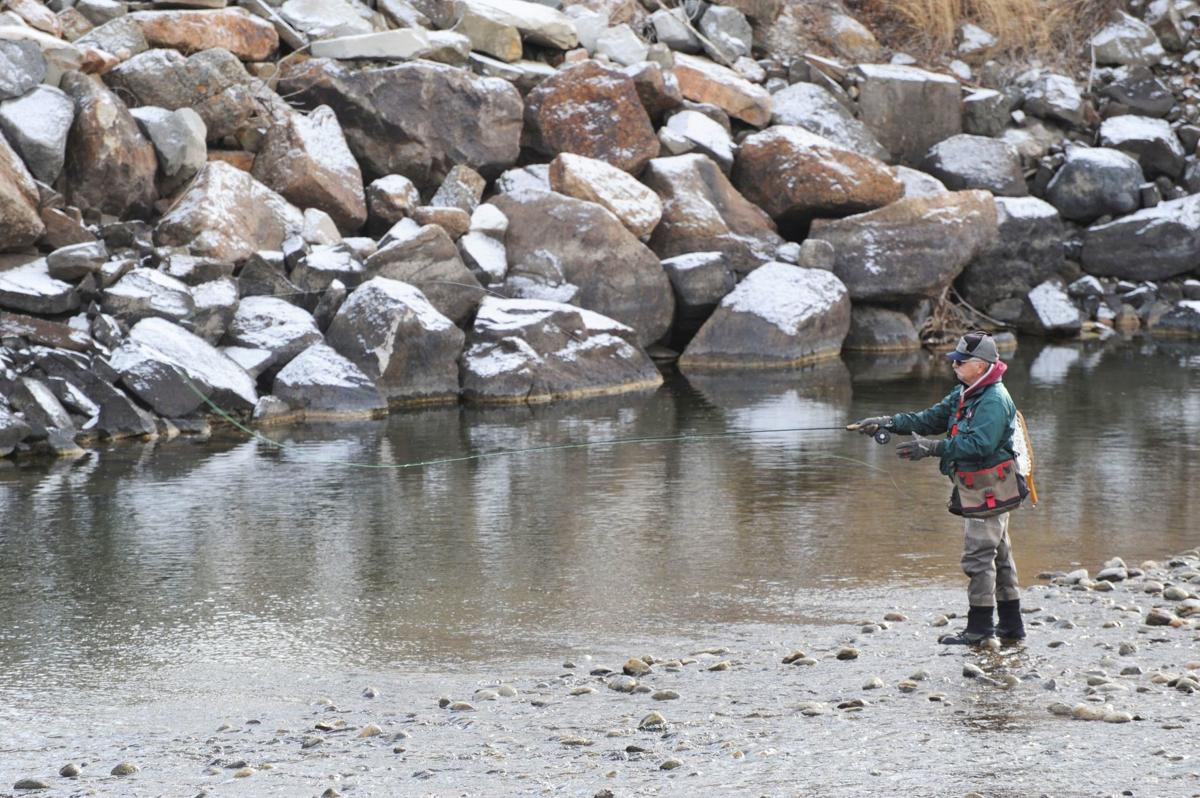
[851,331,1032,646]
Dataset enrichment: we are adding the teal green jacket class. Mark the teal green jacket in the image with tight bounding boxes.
[889,370,1017,477]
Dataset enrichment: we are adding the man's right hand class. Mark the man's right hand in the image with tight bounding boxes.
[848,416,893,435]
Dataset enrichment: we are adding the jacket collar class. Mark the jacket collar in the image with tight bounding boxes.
[961,359,1007,400]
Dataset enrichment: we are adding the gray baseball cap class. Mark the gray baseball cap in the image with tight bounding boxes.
[945,331,998,363]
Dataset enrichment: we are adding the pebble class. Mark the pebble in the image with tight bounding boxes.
[798,701,828,716]
[836,647,859,660]
[14,779,51,790]
[1119,641,1138,656]
[838,697,866,709]
[570,686,598,696]
[474,689,500,701]
[1048,702,1073,716]
[111,762,139,776]
[1120,664,1144,676]
[623,657,652,676]
[321,789,344,798]
[897,680,919,693]
[1146,608,1176,626]
[362,686,379,698]
[963,664,985,679]
[633,684,653,694]
[1102,710,1133,723]
[559,736,594,746]
[58,764,79,778]
[1164,586,1189,600]
[233,768,254,778]
[608,675,638,692]
[1072,704,1106,721]
[449,701,476,711]
[884,612,909,622]
[1144,580,1166,593]
[707,660,732,671]
[498,684,518,697]
[359,724,383,738]
[863,677,884,690]
[301,736,325,749]
[781,650,807,664]
[931,615,949,627]
[652,690,680,701]
[639,711,667,731]
[659,758,683,770]
[909,669,930,681]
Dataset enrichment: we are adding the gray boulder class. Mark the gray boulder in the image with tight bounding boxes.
[895,165,949,198]
[0,85,74,184]
[1100,65,1175,117]
[279,0,375,39]
[698,5,752,64]
[1081,194,1200,281]
[595,24,649,66]
[46,240,109,281]
[1153,300,1200,337]
[1018,280,1082,336]
[108,340,212,417]
[190,278,239,344]
[129,106,207,186]
[1091,11,1166,66]
[0,402,33,456]
[460,297,662,404]
[1098,114,1185,179]
[0,259,80,315]
[679,262,851,370]
[651,8,702,54]
[272,343,387,419]
[325,277,464,406]
[958,196,1065,309]
[659,110,735,172]
[1045,146,1143,223]
[494,163,550,194]
[962,89,1009,138]
[221,296,323,375]
[920,134,1026,197]
[843,305,921,352]
[277,57,522,191]
[661,251,736,333]
[363,224,482,325]
[770,81,888,161]
[0,40,46,101]
[129,317,258,413]
[808,190,998,303]
[493,190,674,346]
[291,245,364,294]
[853,64,962,165]
[100,268,195,324]
[1016,70,1084,127]
[75,15,150,58]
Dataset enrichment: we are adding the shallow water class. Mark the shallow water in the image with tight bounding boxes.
[1,337,1198,794]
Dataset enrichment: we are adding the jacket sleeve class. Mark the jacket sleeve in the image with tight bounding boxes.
[889,389,957,436]
[941,391,1011,464]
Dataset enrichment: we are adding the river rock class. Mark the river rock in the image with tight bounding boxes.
[493,190,672,344]
[920,134,1026,197]
[958,196,1065,309]
[128,9,279,61]
[46,241,108,282]
[661,251,736,333]
[271,343,386,418]
[109,339,211,416]
[363,224,482,325]
[1154,300,1200,337]
[129,106,207,186]
[0,259,79,315]
[548,152,663,238]
[523,60,658,174]
[155,161,304,263]
[459,0,578,50]
[808,190,998,303]
[105,48,260,144]
[672,52,771,127]
[0,39,46,101]
[0,85,73,185]
[1101,65,1175,117]
[1019,280,1081,336]
[222,296,323,375]
[190,278,238,343]
[642,153,782,275]
[1091,10,1165,66]
[733,126,902,225]
[962,89,1009,138]
[460,297,662,403]
[291,246,364,294]
[895,166,949,198]
[100,268,194,324]
[278,57,522,190]
[367,175,420,227]
[129,317,258,412]
[1081,194,1200,280]
[325,277,464,405]
[252,106,367,234]
[1098,115,1185,179]
[679,262,850,370]
[843,305,920,351]
[658,110,733,172]
[430,166,486,215]
[698,5,752,63]
[60,72,158,219]
[853,64,961,165]
[8,376,75,442]
[495,164,550,194]
[1045,146,1144,222]
[0,403,32,456]
[624,62,683,125]
[0,137,45,251]
[1015,70,1085,127]
[769,81,887,161]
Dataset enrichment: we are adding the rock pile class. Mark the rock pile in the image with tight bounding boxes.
[3,0,1200,455]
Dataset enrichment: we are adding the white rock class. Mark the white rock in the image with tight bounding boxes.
[459,0,578,50]
[549,152,663,238]
[130,317,258,412]
[958,23,996,54]
[664,110,734,171]
[595,24,647,66]
[309,28,431,59]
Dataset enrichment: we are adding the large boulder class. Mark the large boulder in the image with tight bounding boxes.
[0,133,43,251]
[100,268,194,324]
[0,85,74,184]
[672,52,771,127]
[363,224,482,325]
[277,57,522,189]
[221,296,323,375]
[61,71,158,219]
[523,60,659,174]
[128,9,279,61]
[105,48,263,143]
[1015,70,1085,127]
[252,106,367,234]
[1018,280,1082,336]
[660,251,736,339]
[958,197,1065,310]
[325,277,464,406]
[642,154,783,276]
[548,152,662,238]
[679,262,850,370]
[658,109,735,172]
[129,106,207,188]
[0,39,46,101]
[1044,146,1144,223]
[272,343,387,419]
[1091,10,1166,66]
[808,190,998,303]
[108,340,212,417]
[733,126,902,225]
[0,258,78,315]
[843,305,920,352]
[492,190,674,346]
[128,317,258,413]
[769,81,888,161]
[1153,300,1200,338]
[1098,115,1186,179]
[459,0,578,49]
[919,134,1026,197]
[460,297,662,404]
[0,402,32,456]
[155,161,304,263]
[853,64,961,165]
[1100,65,1175,117]
[1081,194,1200,281]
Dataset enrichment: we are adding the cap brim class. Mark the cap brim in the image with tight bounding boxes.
[945,350,970,361]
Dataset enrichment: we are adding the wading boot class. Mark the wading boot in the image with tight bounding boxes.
[996,598,1026,642]
[938,606,996,645]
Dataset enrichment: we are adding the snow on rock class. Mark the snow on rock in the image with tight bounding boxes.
[1081,194,1200,281]
[271,343,387,419]
[460,296,661,404]
[221,295,324,374]
[1154,300,1200,337]
[1045,146,1143,222]
[324,277,464,406]
[1019,281,1082,336]
[659,110,735,172]
[1091,11,1166,66]
[672,52,772,128]
[548,152,663,238]
[129,317,258,413]
[679,262,851,370]
[769,82,888,162]
[108,339,213,417]
[99,268,194,324]
[1098,114,1185,178]
[0,258,79,315]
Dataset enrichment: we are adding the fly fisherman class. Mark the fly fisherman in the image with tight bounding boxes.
[852,332,1029,646]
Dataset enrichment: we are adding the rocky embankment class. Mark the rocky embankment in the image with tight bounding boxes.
[5,548,1199,795]
[3,0,1200,457]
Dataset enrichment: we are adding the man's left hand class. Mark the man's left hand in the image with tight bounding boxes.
[896,434,944,461]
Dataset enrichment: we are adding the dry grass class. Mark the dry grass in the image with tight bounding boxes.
[849,0,1118,68]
